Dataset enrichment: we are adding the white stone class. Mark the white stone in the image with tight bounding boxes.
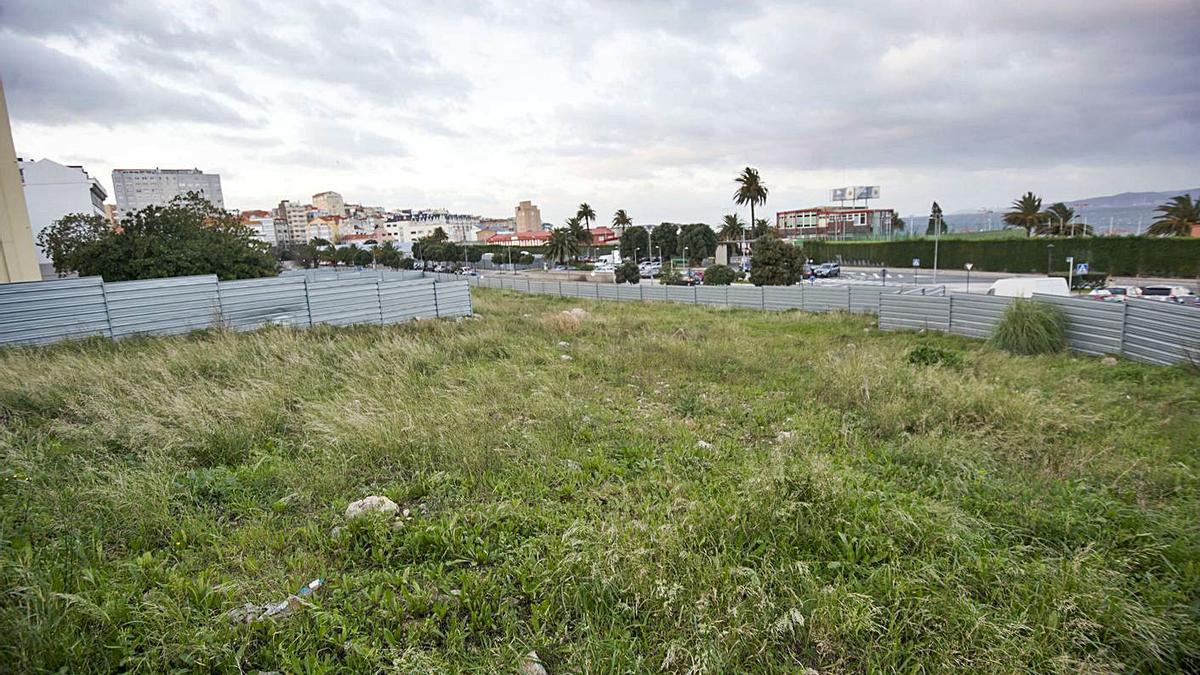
[557,340,570,348]
[696,440,713,450]
[560,354,573,361]
[344,495,399,520]
[520,651,548,675]
[1101,356,1119,365]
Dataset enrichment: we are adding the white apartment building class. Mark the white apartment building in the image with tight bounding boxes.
[111,168,224,213]
[238,211,277,246]
[275,200,309,245]
[19,158,107,264]
[405,210,480,243]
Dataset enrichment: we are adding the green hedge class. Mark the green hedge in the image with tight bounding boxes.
[801,237,1200,278]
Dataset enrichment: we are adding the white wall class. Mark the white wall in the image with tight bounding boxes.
[20,159,106,263]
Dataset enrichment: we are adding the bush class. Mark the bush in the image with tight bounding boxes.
[749,234,804,286]
[703,264,737,286]
[907,344,963,368]
[614,260,640,284]
[991,299,1068,355]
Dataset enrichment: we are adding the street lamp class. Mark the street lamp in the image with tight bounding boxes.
[964,262,973,294]
[1046,244,1054,274]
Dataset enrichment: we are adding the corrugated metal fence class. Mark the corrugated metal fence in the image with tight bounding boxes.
[440,272,1198,366]
[0,271,471,348]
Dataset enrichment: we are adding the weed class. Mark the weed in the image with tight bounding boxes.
[991,298,1068,355]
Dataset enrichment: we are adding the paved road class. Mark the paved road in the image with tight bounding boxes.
[838,266,1198,293]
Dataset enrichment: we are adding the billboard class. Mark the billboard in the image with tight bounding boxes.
[831,186,881,202]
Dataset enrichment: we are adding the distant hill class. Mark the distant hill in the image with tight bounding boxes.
[930,188,1199,235]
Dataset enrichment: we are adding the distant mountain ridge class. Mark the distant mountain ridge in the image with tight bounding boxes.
[1063,188,1199,209]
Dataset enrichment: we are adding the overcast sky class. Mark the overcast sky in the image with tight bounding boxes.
[3,0,1198,222]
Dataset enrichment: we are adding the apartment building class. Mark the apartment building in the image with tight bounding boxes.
[111,168,223,213]
[19,158,107,263]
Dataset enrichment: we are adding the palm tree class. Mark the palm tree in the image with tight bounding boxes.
[733,167,768,232]
[612,209,632,233]
[545,228,579,266]
[565,216,591,261]
[1003,192,1046,236]
[719,214,744,241]
[1147,194,1200,237]
[1040,202,1076,236]
[752,218,771,238]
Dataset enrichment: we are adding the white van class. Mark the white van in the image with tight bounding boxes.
[985,276,1070,298]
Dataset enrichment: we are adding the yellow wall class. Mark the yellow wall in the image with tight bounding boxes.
[0,79,39,283]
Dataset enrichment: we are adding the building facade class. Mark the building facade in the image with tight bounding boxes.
[0,79,39,282]
[515,200,542,233]
[111,168,224,213]
[775,206,897,240]
[312,191,346,218]
[274,200,309,246]
[238,210,277,246]
[18,158,108,264]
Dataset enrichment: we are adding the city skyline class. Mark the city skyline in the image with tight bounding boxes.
[2,0,1197,224]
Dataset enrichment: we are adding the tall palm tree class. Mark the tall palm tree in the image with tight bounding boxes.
[1147,194,1200,237]
[545,228,579,265]
[733,167,768,231]
[612,209,632,233]
[1040,202,1076,236]
[576,203,596,258]
[1003,192,1046,236]
[565,216,591,260]
[752,218,772,238]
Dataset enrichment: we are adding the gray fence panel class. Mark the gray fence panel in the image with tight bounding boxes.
[696,286,727,307]
[104,275,221,339]
[618,285,643,301]
[727,286,764,309]
[512,278,531,292]
[849,287,895,315]
[216,277,311,331]
[803,287,849,313]
[642,286,667,302]
[667,286,697,304]
[584,283,601,299]
[948,293,1013,339]
[597,284,620,301]
[879,294,952,332]
[0,277,111,347]
[1122,300,1200,366]
[435,281,473,318]
[380,279,438,323]
[307,278,383,327]
[1032,294,1124,356]
[499,277,515,290]
[763,286,803,311]
[558,281,579,297]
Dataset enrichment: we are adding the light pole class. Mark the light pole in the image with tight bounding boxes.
[932,210,942,285]
[964,262,973,294]
[1046,244,1054,274]
[1066,255,1075,290]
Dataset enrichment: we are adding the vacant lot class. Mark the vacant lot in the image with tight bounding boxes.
[1,289,1197,673]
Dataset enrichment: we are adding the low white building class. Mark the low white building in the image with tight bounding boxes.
[18,158,107,264]
[238,210,277,246]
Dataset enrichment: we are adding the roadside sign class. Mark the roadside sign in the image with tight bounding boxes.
[911,258,920,267]
[1075,262,1089,274]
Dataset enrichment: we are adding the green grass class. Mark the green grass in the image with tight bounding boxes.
[991,299,1069,355]
[1,289,1198,673]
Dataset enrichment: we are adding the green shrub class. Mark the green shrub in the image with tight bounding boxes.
[614,260,640,284]
[703,264,737,286]
[991,299,1068,355]
[907,344,963,368]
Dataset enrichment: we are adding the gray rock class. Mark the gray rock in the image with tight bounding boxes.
[696,440,713,450]
[1101,356,1119,365]
[345,495,399,520]
[520,651,549,675]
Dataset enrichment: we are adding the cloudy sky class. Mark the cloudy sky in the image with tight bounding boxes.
[3,0,1198,223]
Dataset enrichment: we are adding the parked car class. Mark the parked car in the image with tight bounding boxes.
[814,262,841,278]
[985,276,1069,298]
[1141,285,1196,303]
[1088,286,1142,302]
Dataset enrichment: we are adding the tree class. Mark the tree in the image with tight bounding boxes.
[926,202,947,235]
[565,216,591,256]
[612,209,632,232]
[545,228,579,265]
[752,218,772,238]
[36,192,276,281]
[353,247,375,267]
[892,214,906,232]
[620,225,649,261]
[429,227,449,242]
[36,212,110,276]
[703,264,737,285]
[733,167,768,236]
[650,223,678,258]
[748,234,804,286]
[1039,202,1092,236]
[614,259,640,284]
[294,242,320,268]
[375,241,404,269]
[678,223,717,263]
[577,203,596,233]
[1003,192,1045,236]
[335,245,358,266]
[1148,194,1200,237]
[719,214,745,242]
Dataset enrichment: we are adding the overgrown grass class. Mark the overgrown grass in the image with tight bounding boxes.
[1,289,1197,672]
[991,298,1069,355]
